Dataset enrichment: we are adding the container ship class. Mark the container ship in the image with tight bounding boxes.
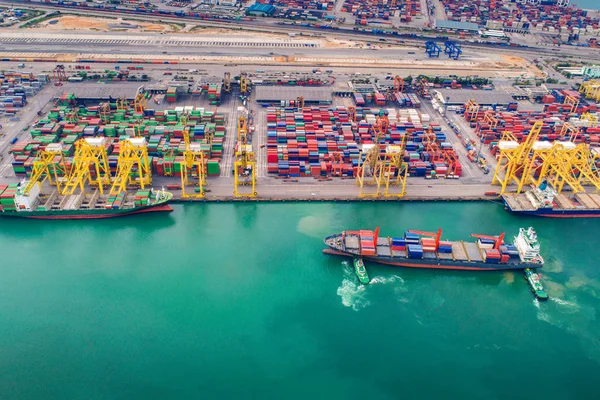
[323,227,544,271]
[503,184,600,218]
[0,181,173,220]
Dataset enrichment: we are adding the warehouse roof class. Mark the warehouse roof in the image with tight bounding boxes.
[434,89,515,106]
[56,82,143,100]
[255,86,331,103]
[247,4,276,15]
[436,20,480,32]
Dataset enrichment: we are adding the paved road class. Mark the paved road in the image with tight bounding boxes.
[1,0,599,63]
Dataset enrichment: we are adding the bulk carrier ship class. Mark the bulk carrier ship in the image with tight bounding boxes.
[323,227,544,271]
[503,184,600,218]
[0,181,173,220]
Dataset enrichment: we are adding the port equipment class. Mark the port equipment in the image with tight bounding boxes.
[444,41,462,60]
[240,72,249,94]
[382,133,408,197]
[407,229,443,249]
[425,41,441,58]
[578,80,600,102]
[348,106,356,123]
[464,99,480,122]
[570,145,600,192]
[563,93,579,113]
[483,111,498,129]
[234,114,257,197]
[52,64,67,86]
[61,138,111,195]
[532,141,582,193]
[492,120,543,194]
[560,122,580,141]
[417,78,430,98]
[99,102,111,123]
[116,96,128,112]
[393,76,404,93]
[66,107,79,124]
[224,72,231,93]
[110,138,151,195]
[180,125,206,199]
[470,232,505,249]
[296,96,305,111]
[581,112,598,127]
[22,146,69,196]
[356,116,387,197]
[134,87,147,113]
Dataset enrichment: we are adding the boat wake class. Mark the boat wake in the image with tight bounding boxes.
[370,275,404,285]
[337,279,370,311]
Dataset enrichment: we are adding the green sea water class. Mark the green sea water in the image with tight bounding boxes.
[1,202,600,399]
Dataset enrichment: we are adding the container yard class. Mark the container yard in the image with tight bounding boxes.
[265,106,462,179]
[439,0,600,35]
[7,96,228,190]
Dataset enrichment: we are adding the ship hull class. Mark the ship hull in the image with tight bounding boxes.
[0,203,173,220]
[323,248,541,271]
[504,204,600,218]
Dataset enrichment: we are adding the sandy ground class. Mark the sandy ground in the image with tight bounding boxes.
[36,15,176,32]
[500,54,544,78]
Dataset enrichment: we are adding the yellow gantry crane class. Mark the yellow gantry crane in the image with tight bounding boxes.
[234,113,257,197]
[99,102,111,123]
[578,80,600,103]
[560,122,580,141]
[180,125,207,199]
[109,138,151,195]
[240,72,249,95]
[492,120,543,194]
[563,93,580,113]
[134,92,147,113]
[61,138,111,195]
[464,99,480,122]
[382,132,408,197]
[357,116,387,197]
[528,141,582,194]
[116,96,128,111]
[566,144,600,193]
[22,145,69,196]
[66,107,79,124]
[581,112,598,127]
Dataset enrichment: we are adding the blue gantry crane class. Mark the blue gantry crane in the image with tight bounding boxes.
[425,41,442,58]
[444,41,462,60]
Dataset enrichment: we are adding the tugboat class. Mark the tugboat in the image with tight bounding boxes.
[353,258,370,284]
[524,268,549,300]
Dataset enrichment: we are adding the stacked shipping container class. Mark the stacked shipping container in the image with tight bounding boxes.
[266,106,461,178]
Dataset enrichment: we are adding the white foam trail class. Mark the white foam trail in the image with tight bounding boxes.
[551,297,579,310]
[533,298,540,309]
[369,275,404,285]
[336,279,370,311]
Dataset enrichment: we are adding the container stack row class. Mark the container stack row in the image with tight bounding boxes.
[0,184,18,212]
[439,0,600,34]
[464,99,600,149]
[266,106,461,178]
[10,105,226,179]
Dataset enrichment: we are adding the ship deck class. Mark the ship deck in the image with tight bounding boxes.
[334,233,517,265]
[503,193,537,211]
[504,192,600,212]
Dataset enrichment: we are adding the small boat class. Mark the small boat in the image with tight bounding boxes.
[524,268,548,300]
[353,258,370,284]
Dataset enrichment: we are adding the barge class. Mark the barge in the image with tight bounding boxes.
[324,227,544,271]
